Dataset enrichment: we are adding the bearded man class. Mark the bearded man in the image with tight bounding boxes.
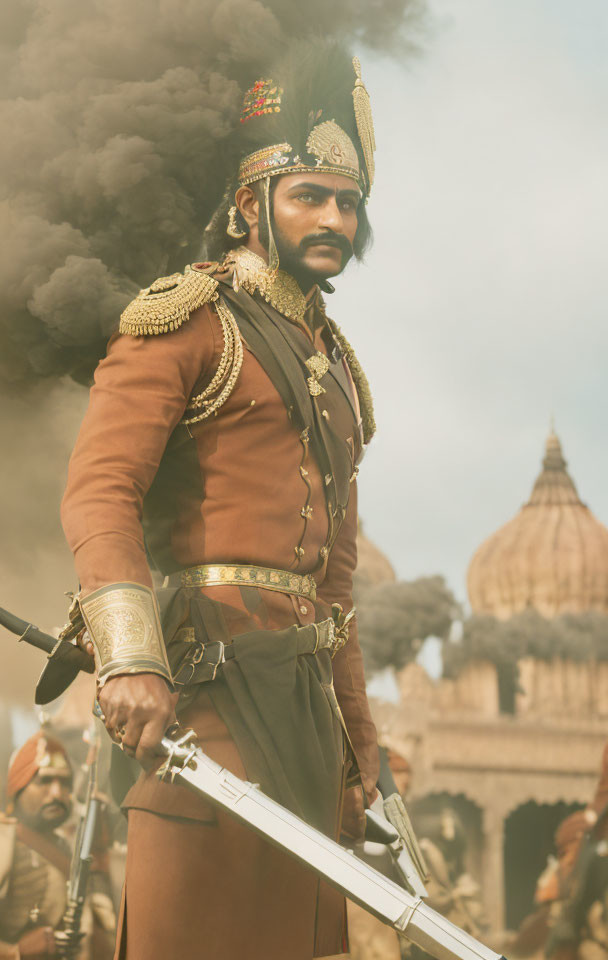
[61,40,380,960]
[0,732,115,960]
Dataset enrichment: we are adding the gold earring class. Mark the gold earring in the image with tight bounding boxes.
[227,206,247,239]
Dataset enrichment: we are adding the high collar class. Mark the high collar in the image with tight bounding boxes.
[222,246,323,329]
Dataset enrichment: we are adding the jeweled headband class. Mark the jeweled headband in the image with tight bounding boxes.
[237,58,375,198]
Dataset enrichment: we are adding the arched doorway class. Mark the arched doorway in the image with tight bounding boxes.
[410,792,484,882]
[504,800,583,930]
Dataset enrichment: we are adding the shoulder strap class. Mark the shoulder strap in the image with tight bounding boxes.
[0,820,16,899]
[323,311,376,444]
[15,824,70,879]
[218,284,355,547]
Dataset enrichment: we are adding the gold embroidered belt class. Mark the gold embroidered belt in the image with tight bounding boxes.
[179,563,317,601]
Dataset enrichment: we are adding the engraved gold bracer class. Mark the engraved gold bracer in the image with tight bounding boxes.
[79,583,172,688]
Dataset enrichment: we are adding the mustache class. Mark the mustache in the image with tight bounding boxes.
[42,801,68,815]
[300,233,353,257]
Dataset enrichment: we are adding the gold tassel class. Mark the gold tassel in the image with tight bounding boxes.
[352,57,376,194]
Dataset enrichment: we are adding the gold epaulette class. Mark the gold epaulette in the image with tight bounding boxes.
[119,268,219,337]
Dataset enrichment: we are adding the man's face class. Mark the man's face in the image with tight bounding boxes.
[15,771,72,833]
[270,172,362,286]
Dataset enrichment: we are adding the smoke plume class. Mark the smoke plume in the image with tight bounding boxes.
[356,576,460,675]
[0,0,426,704]
[0,0,426,387]
[443,610,608,708]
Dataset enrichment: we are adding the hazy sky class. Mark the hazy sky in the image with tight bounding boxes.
[331,0,608,605]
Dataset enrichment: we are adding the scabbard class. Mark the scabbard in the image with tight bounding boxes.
[0,605,95,704]
[158,730,505,960]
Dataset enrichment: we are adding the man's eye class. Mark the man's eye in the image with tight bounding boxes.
[297,193,317,203]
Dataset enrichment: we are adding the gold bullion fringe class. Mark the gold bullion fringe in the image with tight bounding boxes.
[181,297,244,425]
[119,271,219,337]
[324,313,376,445]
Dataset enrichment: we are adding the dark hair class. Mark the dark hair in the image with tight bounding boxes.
[202,175,373,263]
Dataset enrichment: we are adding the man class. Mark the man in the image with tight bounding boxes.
[546,745,608,960]
[61,40,380,959]
[0,732,115,959]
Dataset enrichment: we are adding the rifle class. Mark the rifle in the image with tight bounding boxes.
[55,725,103,959]
[2,604,505,960]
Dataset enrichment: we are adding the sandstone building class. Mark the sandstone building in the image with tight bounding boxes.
[369,429,608,932]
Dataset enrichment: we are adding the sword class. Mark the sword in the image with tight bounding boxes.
[158,727,504,960]
[3,603,504,960]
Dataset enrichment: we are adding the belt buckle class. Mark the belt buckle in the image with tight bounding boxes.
[204,640,226,682]
[304,574,316,600]
[173,640,225,687]
[311,619,335,656]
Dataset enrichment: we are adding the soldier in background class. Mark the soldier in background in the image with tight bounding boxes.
[546,745,608,960]
[0,732,115,959]
[413,807,487,943]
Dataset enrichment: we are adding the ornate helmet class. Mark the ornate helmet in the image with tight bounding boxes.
[234,41,375,200]
[216,40,376,266]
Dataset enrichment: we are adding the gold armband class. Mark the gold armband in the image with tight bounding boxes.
[79,583,172,688]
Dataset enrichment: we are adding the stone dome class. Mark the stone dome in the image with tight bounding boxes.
[467,429,608,619]
[356,523,396,587]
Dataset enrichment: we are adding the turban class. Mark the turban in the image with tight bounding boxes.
[385,748,411,775]
[590,742,608,816]
[7,731,71,799]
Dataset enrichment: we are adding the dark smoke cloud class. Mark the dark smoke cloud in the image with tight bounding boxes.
[443,610,608,709]
[0,0,426,387]
[0,0,427,704]
[356,576,460,675]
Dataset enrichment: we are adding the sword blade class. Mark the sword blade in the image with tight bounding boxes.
[159,731,503,960]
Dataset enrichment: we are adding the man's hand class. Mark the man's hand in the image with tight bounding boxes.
[340,785,367,843]
[98,674,178,767]
[53,929,85,959]
[18,926,58,959]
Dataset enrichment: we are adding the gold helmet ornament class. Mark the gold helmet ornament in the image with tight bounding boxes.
[236,44,376,199]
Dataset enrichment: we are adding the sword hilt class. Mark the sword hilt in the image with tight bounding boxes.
[158,725,200,782]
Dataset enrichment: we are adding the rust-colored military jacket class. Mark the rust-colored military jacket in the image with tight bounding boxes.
[61,252,379,801]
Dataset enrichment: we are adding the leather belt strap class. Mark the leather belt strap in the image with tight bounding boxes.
[171,618,335,688]
[226,618,334,659]
[174,563,317,601]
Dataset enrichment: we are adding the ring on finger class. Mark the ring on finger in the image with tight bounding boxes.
[115,725,126,742]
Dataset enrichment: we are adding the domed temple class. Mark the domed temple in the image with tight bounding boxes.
[368,428,608,934]
[468,430,608,619]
